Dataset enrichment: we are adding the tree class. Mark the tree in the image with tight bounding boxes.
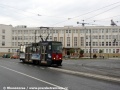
[99,49,103,57]
[79,49,84,58]
[69,48,75,55]
[99,49,103,53]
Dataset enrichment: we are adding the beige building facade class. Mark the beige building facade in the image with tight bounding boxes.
[0,24,120,58]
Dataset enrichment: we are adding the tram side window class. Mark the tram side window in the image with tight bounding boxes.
[30,47,32,53]
[36,46,40,53]
[49,45,51,50]
[32,47,36,53]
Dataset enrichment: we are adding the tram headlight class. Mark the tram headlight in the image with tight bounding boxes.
[48,54,51,58]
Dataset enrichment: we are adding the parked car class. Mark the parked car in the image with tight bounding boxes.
[10,54,19,59]
[2,54,10,58]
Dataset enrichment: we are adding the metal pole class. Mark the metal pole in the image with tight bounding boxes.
[90,29,92,59]
[35,30,36,43]
[84,27,86,56]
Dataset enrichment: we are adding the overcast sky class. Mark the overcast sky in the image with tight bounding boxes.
[0,0,120,27]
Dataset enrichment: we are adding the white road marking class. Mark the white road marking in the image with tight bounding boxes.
[40,67,45,69]
[0,65,67,90]
[49,67,120,83]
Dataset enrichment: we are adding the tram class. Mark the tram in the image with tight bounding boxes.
[19,41,62,66]
[19,35,62,66]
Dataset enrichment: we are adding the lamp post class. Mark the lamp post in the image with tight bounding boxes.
[77,20,92,59]
[89,29,92,59]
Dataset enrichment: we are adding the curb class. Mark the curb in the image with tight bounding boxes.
[49,67,120,83]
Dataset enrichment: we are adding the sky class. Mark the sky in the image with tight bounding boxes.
[0,0,120,27]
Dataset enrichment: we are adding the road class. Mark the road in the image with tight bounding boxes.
[62,59,120,78]
[0,58,120,90]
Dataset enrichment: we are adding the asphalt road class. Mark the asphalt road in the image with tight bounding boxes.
[62,59,120,78]
[0,58,120,90]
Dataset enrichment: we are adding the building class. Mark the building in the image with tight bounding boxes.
[0,24,12,53]
[0,24,120,58]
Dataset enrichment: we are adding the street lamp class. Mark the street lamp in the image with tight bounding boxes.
[77,21,92,59]
[89,29,92,59]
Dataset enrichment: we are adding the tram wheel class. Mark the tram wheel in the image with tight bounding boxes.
[33,60,39,65]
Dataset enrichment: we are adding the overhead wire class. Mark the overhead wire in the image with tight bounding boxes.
[50,1,120,26]
[84,4,120,20]
[0,3,68,19]
[0,2,120,26]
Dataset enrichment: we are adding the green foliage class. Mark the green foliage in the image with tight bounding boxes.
[69,48,75,54]
[80,49,84,55]
[99,49,103,53]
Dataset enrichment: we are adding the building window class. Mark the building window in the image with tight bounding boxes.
[113,49,115,53]
[67,37,70,46]
[86,42,88,46]
[12,36,14,40]
[8,49,10,52]
[86,36,88,39]
[2,29,5,33]
[15,36,17,40]
[76,30,78,33]
[89,42,91,46]
[99,35,101,39]
[12,42,14,46]
[69,30,71,33]
[93,42,95,46]
[15,42,17,46]
[66,30,68,33]
[102,42,104,46]
[56,30,58,33]
[2,41,5,46]
[109,35,111,39]
[12,30,14,34]
[81,37,84,46]
[102,35,104,39]
[2,35,5,39]
[99,42,101,46]
[106,49,108,53]
[102,29,104,33]
[113,42,115,46]
[74,37,77,46]
[109,49,111,53]
[106,42,108,46]
[50,36,52,40]
[54,37,57,41]
[86,49,88,53]
[93,49,98,53]
[18,42,20,46]
[106,29,108,33]
[109,42,111,46]
[106,35,108,39]
[60,37,63,44]
[96,42,98,46]
[116,49,119,53]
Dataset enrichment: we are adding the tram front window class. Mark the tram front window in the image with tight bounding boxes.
[52,45,62,53]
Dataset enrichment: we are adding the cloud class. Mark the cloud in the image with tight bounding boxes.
[0,0,120,27]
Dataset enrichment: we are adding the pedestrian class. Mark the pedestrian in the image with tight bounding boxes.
[103,55,104,59]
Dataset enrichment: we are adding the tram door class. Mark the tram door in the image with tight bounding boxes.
[25,47,30,61]
[41,45,47,61]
